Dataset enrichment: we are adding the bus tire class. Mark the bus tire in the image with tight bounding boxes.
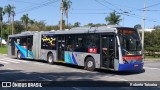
[47,53,54,64]
[17,51,21,59]
[85,57,95,71]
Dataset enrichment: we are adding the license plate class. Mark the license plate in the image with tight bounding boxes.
[134,64,138,67]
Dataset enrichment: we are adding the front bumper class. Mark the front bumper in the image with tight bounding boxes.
[118,62,144,71]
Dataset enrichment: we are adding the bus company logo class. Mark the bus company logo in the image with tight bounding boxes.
[2,82,11,87]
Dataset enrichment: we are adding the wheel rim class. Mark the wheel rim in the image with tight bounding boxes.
[48,56,53,63]
[87,61,93,68]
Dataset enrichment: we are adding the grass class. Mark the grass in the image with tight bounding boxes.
[0,45,7,54]
[144,55,160,61]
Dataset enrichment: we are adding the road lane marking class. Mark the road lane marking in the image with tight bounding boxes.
[72,87,83,90]
[34,63,45,65]
[71,70,81,72]
[0,59,20,63]
[51,65,61,69]
[0,61,9,64]
[46,75,57,77]
[1,58,29,63]
[6,68,14,70]
[38,76,52,81]
[144,67,160,70]
[0,72,18,74]
[104,76,128,81]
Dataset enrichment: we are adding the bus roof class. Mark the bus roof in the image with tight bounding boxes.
[9,25,134,37]
[41,25,121,35]
[8,31,38,37]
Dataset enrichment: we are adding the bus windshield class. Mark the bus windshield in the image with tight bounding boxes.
[118,28,142,56]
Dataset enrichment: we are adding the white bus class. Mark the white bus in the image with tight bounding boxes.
[8,25,143,71]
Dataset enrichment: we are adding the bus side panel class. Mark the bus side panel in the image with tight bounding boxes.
[15,46,19,58]
[33,33,40,60]
[64,51,100,68]
[39,49,57,61]
[114,59,119,71]
[14,42,34,59]
[7,41,12,57]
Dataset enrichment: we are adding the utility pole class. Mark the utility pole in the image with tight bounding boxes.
[123,15,124,26]
[142,0,146,59]
[60,0,63,30]
[11,0,15,35]
[0,7,3,47]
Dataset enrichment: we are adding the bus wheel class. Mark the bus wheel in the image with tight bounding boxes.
[17,51,21,59]
[47,53,54,64]
[85,57,95,71]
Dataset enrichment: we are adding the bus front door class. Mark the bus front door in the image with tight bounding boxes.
[101,35,115,69]
[57,35,65,61]
[26,36,33,58]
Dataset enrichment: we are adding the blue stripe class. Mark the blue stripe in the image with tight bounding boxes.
[72,53,77,65]
[14,42,34,59]
[118,62,144,71]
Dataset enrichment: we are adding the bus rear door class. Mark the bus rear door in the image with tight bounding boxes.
[26,36,33,58]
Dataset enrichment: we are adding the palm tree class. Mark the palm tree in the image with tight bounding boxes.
[105,12,121,25]
[4,4,12,35]
[29,19,35,25]
[21,14,29,31]
[62,0,72,27]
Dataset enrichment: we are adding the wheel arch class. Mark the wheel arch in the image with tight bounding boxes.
[84,55,94,64]
[47,51,53,56]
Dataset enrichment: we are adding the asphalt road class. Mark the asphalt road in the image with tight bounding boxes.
[0,54,160,90]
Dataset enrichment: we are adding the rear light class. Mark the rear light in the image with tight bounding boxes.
[122,56,142,61]
[88,48,97,53]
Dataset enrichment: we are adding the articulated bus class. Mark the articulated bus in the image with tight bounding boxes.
[8,25,143,71]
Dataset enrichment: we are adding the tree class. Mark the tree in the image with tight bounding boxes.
[134,24,142,30]
[4,4,12,35]
[21,14,29,31]
[105,11,121,25]
[59,20,65,26]
[85,23,95,27]
[29,19,35,25]
[29,21,46,31]
[144,29,160,54]
[2,22,9,40]
[14,20,25,34]
[62,0,72,27]
[153,25,160,29]
[74,22,80,27]
[95,23,106,26]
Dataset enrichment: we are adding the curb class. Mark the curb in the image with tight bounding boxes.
[0,54,7,56]
[144,60,160,62]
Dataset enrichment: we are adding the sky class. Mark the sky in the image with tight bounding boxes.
[0,0,160,28]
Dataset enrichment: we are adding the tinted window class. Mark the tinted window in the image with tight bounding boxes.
[41,34,57,50]
[66,35,76,51]
[76,34,99,53]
